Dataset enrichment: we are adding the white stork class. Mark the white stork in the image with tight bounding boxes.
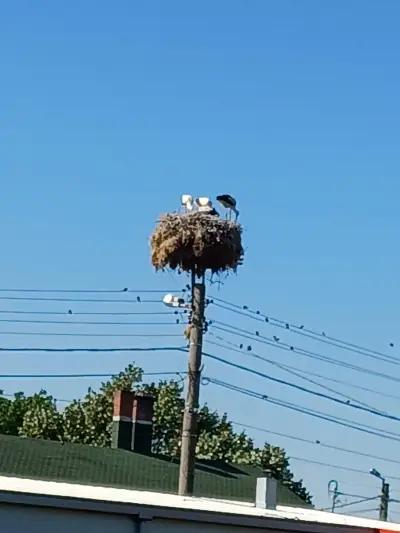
[195,197,219,216]
[216,194,239,220]
[181,194,194,212]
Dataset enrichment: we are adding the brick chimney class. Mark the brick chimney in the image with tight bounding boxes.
[132,393,154,454]
[111,391,154,453]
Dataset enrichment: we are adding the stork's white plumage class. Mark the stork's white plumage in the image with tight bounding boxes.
[181,194,192,205]
[195,197,212,207]
[181,194,194,212]
[195,197,219,216]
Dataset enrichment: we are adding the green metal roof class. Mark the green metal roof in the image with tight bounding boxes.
[0,434,307,507]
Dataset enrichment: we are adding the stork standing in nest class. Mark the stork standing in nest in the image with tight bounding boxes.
[195,197,219,216]
[181,194,195,212]
[216,194,239,220]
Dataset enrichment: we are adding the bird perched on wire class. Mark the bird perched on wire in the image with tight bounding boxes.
[195,197,219,216]
[216,194,239,220]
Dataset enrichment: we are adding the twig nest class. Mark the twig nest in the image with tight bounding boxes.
[151,212,244,275]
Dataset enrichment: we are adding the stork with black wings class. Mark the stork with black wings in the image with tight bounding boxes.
[216,194,239,220]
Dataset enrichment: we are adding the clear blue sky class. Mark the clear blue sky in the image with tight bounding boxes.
[2,0,400,514]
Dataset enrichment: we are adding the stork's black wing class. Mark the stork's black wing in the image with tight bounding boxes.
[216,194,236,207]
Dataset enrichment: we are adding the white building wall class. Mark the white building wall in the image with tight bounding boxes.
[0,503,284,533]
[0,503,135,533]
[147,518,273,532]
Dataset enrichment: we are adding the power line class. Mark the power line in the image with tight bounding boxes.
[349,508,380,515]
[286,363,400,402]
[205,377,400,443]
[208,331,400,403]
[3,339,391,422]
[211,323,400,384]
[210,296,399,365]
[201,350,400,422]
[333,492,372,500]
[0,309,180,316]
[0,296,161,304]
[226,380,400,438]
[0,371,187,402]
[0,288,175,294]
[0,370,187,379]
[320,496,380,511]
[0,346,187,353]
[0,392,72,404]
[232,422,400,467]
[0,331,183,337]
[3,345,399,438]
[0,319,182,326]
[290,456,400,481]
[207,335,383,412]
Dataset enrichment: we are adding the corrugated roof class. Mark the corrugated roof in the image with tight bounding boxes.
[0,434,305,506]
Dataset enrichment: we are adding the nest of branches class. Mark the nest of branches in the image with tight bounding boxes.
[150,212,244,275]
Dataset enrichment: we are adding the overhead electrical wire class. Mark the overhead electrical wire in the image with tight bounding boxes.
[0,309,180,316]
[291,456,374,476]
[211,301,399,365]
[217,377,400,438]
[211,318,400,370]
[210,296,399,365]
[320,496,379,512]
[0,288,175,294]
[0,331,183,337]
[207,333,384,411]
[284,363,400,402]
[232,421,400,467]
[201,350,400,422]
[208,331,400,402]
[0,319,182,326]
[291,456,400,482]
[211,323,400,383]
[0,296,161,304]
[0,370,187,379]
[328,491,372,500]
[5,335,392,419]
[0,371,187,402]
[1,392,72,404]
[0,346,187,353]
[204,377,400,442]
[206,337,381,412]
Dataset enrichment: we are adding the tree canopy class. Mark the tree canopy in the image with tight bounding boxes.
[0,364,311,503]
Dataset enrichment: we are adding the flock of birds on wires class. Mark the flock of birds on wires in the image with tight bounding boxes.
[0,285,398,423]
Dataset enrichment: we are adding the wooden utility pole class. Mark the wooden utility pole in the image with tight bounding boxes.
[380,482,389,521]
[178,277,205,496]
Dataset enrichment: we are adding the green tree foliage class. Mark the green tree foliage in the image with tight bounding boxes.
[0,365,311,503]
[18,391,63,441]
[0,390,62,439]
[63,364,143,446]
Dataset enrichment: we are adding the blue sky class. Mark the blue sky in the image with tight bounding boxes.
[1,1,400,514]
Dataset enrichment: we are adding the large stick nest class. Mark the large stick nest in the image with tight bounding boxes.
[151,212,244,275]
